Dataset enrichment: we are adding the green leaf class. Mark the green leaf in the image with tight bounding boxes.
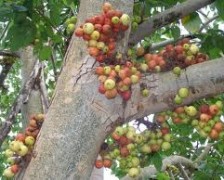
[216,141,224,154]
[215,0,224,20]
[39,46,52,60]
[193,171,211,180]
[170,25,180,39]
[48,2,62,26]
[5,20,36,50]
[62,0,76,6]
[13,12,27,24]
[157,172,170,180]
[196,29,224,58]
[181,12,201,33]
[51,34,63,44]
[208,48,221,59]
[24,0,34,11]
[150,153,162,171]
[0,6,12,21]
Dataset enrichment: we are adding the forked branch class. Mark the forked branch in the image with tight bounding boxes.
[129,0,214,45]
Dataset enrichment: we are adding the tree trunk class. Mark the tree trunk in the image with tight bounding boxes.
[22,0,133,179]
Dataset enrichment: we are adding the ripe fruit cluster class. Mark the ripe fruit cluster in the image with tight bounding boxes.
[95,62,141,100]
[193,102,224,139]
[156,100,224,140]
[162,38,209,71]
[140,53,167,73]
[130,38,209,74]
[2,114,44,178]
[73,2,209,101]
[75,2,130,63]
[95,125,172,178]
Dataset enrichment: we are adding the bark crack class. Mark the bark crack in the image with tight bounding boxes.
[73,56,96,85]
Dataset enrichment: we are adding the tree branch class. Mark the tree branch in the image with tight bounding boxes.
[39,69,50,113]
[124,58,224,121]
[0,61,42,147]
[121,143,216,180]
[149,35,196,52]
[199,15,219,32]
[194,143,213,165]
[0,64,13,89]
[176,163,191,180]
[121,155,196,180]
[167,170,175,180]
[0,55,17,88]
[0,22,10,42]
[128,0,214,45]
[121,138,216,180]
[0,50,20,58]
[50,51,58,81]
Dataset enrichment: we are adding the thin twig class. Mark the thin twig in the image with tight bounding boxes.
[50,52,58,81]
[34,10,67,39]
[39,68,50,113]
[199,15,219,32]
[197,10,209,20]
[177,163,191,180]
[194,143,212,165]
[0,22,10,41]
[167,170,175,180]
[0,64,13,89]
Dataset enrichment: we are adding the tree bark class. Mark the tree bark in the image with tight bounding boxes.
[125,58,224,121]
[20,46,43,127]
[128,0,214,44]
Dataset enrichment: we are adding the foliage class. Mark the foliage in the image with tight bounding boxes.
[0,0,80,58]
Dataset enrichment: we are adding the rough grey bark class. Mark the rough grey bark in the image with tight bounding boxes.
[20,46,43,127]
[125,58,224,121]
[128,0,215,44]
